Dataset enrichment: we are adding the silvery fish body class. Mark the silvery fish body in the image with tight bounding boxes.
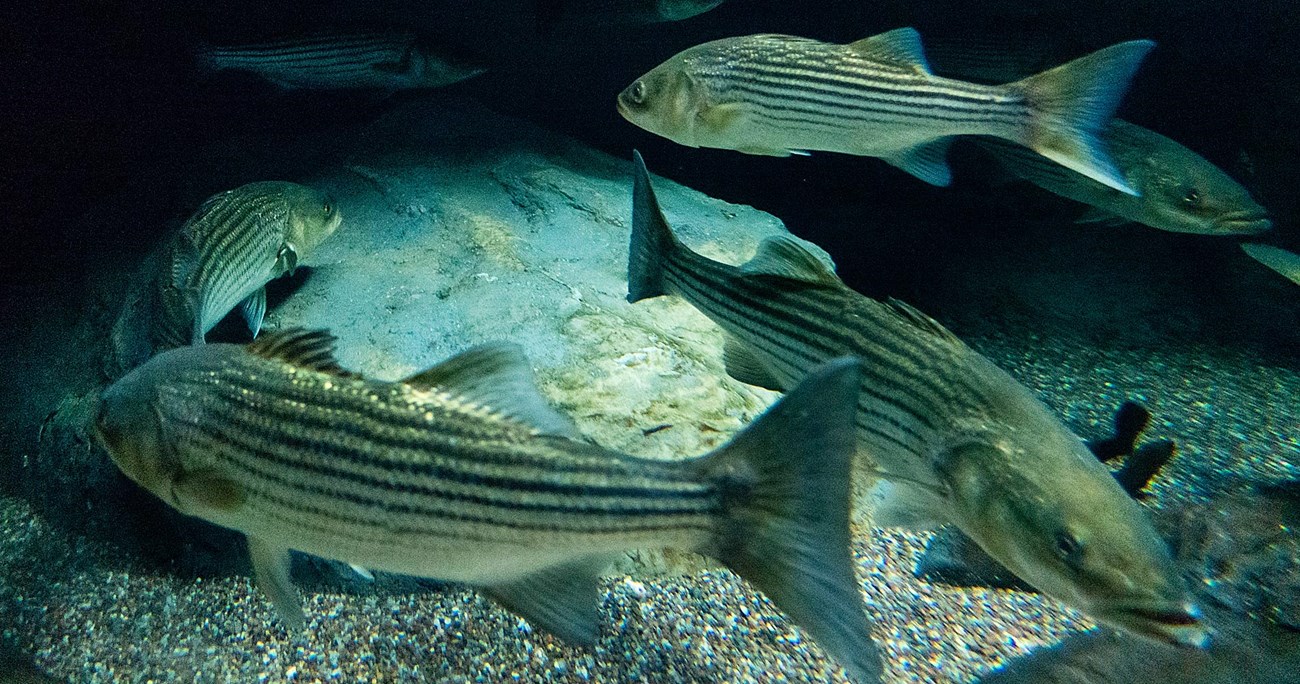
[617,30,1153,194]
[152,181,340,352]
[197,34,485,91]
[94,329,882,681]
[979,120,1272,235]
[627,152,1208,651]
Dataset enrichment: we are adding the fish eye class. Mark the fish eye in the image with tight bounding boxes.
[1182,189,1201,205]
[323,202,332,215]
[629,80,647,105]
[1054,532,1083,562]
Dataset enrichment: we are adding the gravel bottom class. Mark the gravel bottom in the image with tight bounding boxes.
[2,336,1295,684]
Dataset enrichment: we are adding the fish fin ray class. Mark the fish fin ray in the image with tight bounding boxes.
[402,343,581,439]
[883,298,962,345]
[275,242,299,276]
[240,287,268,338]
[348,563,375,581]
[1014,40,1155,196]
[739,235,841,286]
[848,27,931,73]
[247,328,352,375]
[483,558,610,645]
[883,138,954,186]
[698,357,883,682]
[627,151,685,302]
[248,537,304,630]
[722,336,786,391]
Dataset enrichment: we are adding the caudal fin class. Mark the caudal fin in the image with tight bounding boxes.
[627,150,683,303]
[696,357,882,682]
[1013,40,1154,196]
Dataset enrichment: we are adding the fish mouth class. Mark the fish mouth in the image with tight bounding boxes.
[615,94,632,120]
[1216,211,1273,235]
[1111,601,1210,649]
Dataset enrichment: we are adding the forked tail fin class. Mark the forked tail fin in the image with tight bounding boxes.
[697,357,882,682]
[1013,40,1155,196]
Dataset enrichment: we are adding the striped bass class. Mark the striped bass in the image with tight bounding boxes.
[147,181,340,360]
[197,34,485,91]
[616,29,1153,194]
[93,329,882,681]
[626,151,1209,650]
[1241,243,1300,287]
[977,120,1271,235]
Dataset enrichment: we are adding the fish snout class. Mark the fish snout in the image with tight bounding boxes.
[1216,209,1273,235]
[1114,599,1211,649]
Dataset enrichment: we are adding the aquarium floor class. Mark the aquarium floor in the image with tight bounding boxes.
[3,334,1295,684]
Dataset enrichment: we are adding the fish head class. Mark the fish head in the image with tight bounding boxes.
[282,185,342,267]
[617,50,713,147]
[1123,138,1271,236]
[940,433,1208,649]
[94,350,193,502]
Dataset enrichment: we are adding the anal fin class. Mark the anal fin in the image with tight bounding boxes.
[483,557,611,645]
[248,537,304,630]
[723,337,785,391]
[884,138,954,186]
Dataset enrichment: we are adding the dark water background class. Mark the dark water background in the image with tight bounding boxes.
[2,0,1297,354]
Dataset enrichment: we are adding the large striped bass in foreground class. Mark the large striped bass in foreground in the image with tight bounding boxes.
[197,34,485,91]
[150,181,340,354]
[626,151,1209,649]
[616,29,1153,193]
[94,330,883,681]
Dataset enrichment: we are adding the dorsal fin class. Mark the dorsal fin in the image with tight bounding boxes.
[739,235,842,287]
[402,343,581,439]
[847,28,932,74]
[883,298,961,345]
[247,328,351,375]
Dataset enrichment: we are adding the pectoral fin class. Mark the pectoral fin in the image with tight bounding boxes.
[172,468,245,515]
[248,537,304,630]
[1075,207,1130,227]
[276,243,299,276]
[483,558,611,645]
[240,287,268,338]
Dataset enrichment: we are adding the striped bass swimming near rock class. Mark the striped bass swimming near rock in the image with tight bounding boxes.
[626,151,1209,650]
[94,329,883,681]
[617,29,1153,194]
[197,33,485,91]
[149,181,340,356]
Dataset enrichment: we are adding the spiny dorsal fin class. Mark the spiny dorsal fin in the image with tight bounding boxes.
[739,235,842,287]
[883,298,961,345]
[402,343,581,439]
[847,28,932,74]
[247,328,351,375]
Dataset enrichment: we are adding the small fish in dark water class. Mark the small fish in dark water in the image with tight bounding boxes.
[537,0,723,32]
[976,122,1272,235]
[617,30,1153,193]
[94,329,881,682]
[197,34,485,91]
[627,151,1207,649]
[156,181,340,350]
[1242,243,1300,287]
